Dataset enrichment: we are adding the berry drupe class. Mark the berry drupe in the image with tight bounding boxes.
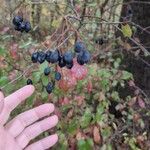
[55,72,61,81]
[66,61,74,69]
[44,67,51,76]
[19,22,26,32]
[24,21,31,32]
[46,50,52,63]
[74,41,86,53]
[37,51,46,64]
[27,79,33,85]
[58,57,66,68]
[81,50,91,64]
[46,82,54,94]
[13,16,23,26]
[63,51,74,64]
[50,50,59,63]
[31,52,39,63]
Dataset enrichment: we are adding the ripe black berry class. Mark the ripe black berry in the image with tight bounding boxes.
[74,41,86,53]
[81,50,91,64]
[77,55,85,65]
[58,57,66,68]
[13,16,23,26]
[50,50,59,63]
[46,82,54,94]
[27,79,33,85]
[37,51,46,64]
[14,25,22,31]
[24,21,31,33]
[66,61,74,69]
[19,22,26,32]
[55,72,61,81]
[44,67,51,76]
[77,50,91,65]
[63,51,74,64]
[95,38,104,45]
[31,52,39,63]
[46,50,52,63]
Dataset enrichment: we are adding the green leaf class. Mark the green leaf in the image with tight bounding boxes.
[121,71,133,80]
[41,90,48,101]
[100,79,110,91]
[80,108,92,128]
[101,126,112,140]
[77,139,93,150]
[88,64,98,76]
[67,118,78,135]
[113,58,121,68]
[111,91,120,101]
[0,47,6,56]
[32,71,41,83]
[41,75,49,86]
[121,24,132,38]
[98,69,112,78]
[0,76,8,86]
[39,61,48,73]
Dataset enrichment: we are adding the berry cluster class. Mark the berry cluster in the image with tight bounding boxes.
[31,41,91,68]
[29,41,90,94]
[27,69,62,94]
[12,16,31,33]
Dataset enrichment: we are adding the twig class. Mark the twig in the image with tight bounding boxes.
[0,64,33,90]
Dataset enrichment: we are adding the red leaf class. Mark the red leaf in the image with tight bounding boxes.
[87,80,93,93]
[138,97,145,108]
[71,59,88,80]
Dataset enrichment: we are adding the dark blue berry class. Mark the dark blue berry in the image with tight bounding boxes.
[46,82,54,94]
[58,57,66,68]
[13,16,23,26]
[27,79,33,85]
[50,50,59,63]
[46,50,52,63]
[14,25,22,31]
[37,51,46,64]
[24,21,31,32]
[77,50,91,65]
[19,22,26,32]
[66,61,74,69]
[63,51,74,64]
[77,55,85,65]
[74,41,86,53]
[44,67,51,76]
[55,72,61,81]
[31,52,39,63]
[81,50,91,64]
[95,38,104,45]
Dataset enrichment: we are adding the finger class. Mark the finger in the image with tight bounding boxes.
[5,85,35,112]
[0,92,4,114]
[0,85,35,125]
[5,103,55,137]
[16,115,58,149]
[25,134,58,150]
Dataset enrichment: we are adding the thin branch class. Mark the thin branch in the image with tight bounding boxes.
[0,64,33,90]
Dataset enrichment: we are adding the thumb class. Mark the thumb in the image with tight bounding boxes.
[0,91,4,114]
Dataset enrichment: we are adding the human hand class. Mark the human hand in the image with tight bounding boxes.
[0,85,58,150]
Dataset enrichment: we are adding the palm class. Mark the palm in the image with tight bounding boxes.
[0,126,20,150]
[0,85,58,150]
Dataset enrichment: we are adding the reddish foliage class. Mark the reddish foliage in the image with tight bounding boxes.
[71,59,88,80]
[58,59,88,91]
[87,80,93,93]
[59,97,70,105]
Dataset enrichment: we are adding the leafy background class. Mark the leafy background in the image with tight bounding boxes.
[0,0,150,150]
